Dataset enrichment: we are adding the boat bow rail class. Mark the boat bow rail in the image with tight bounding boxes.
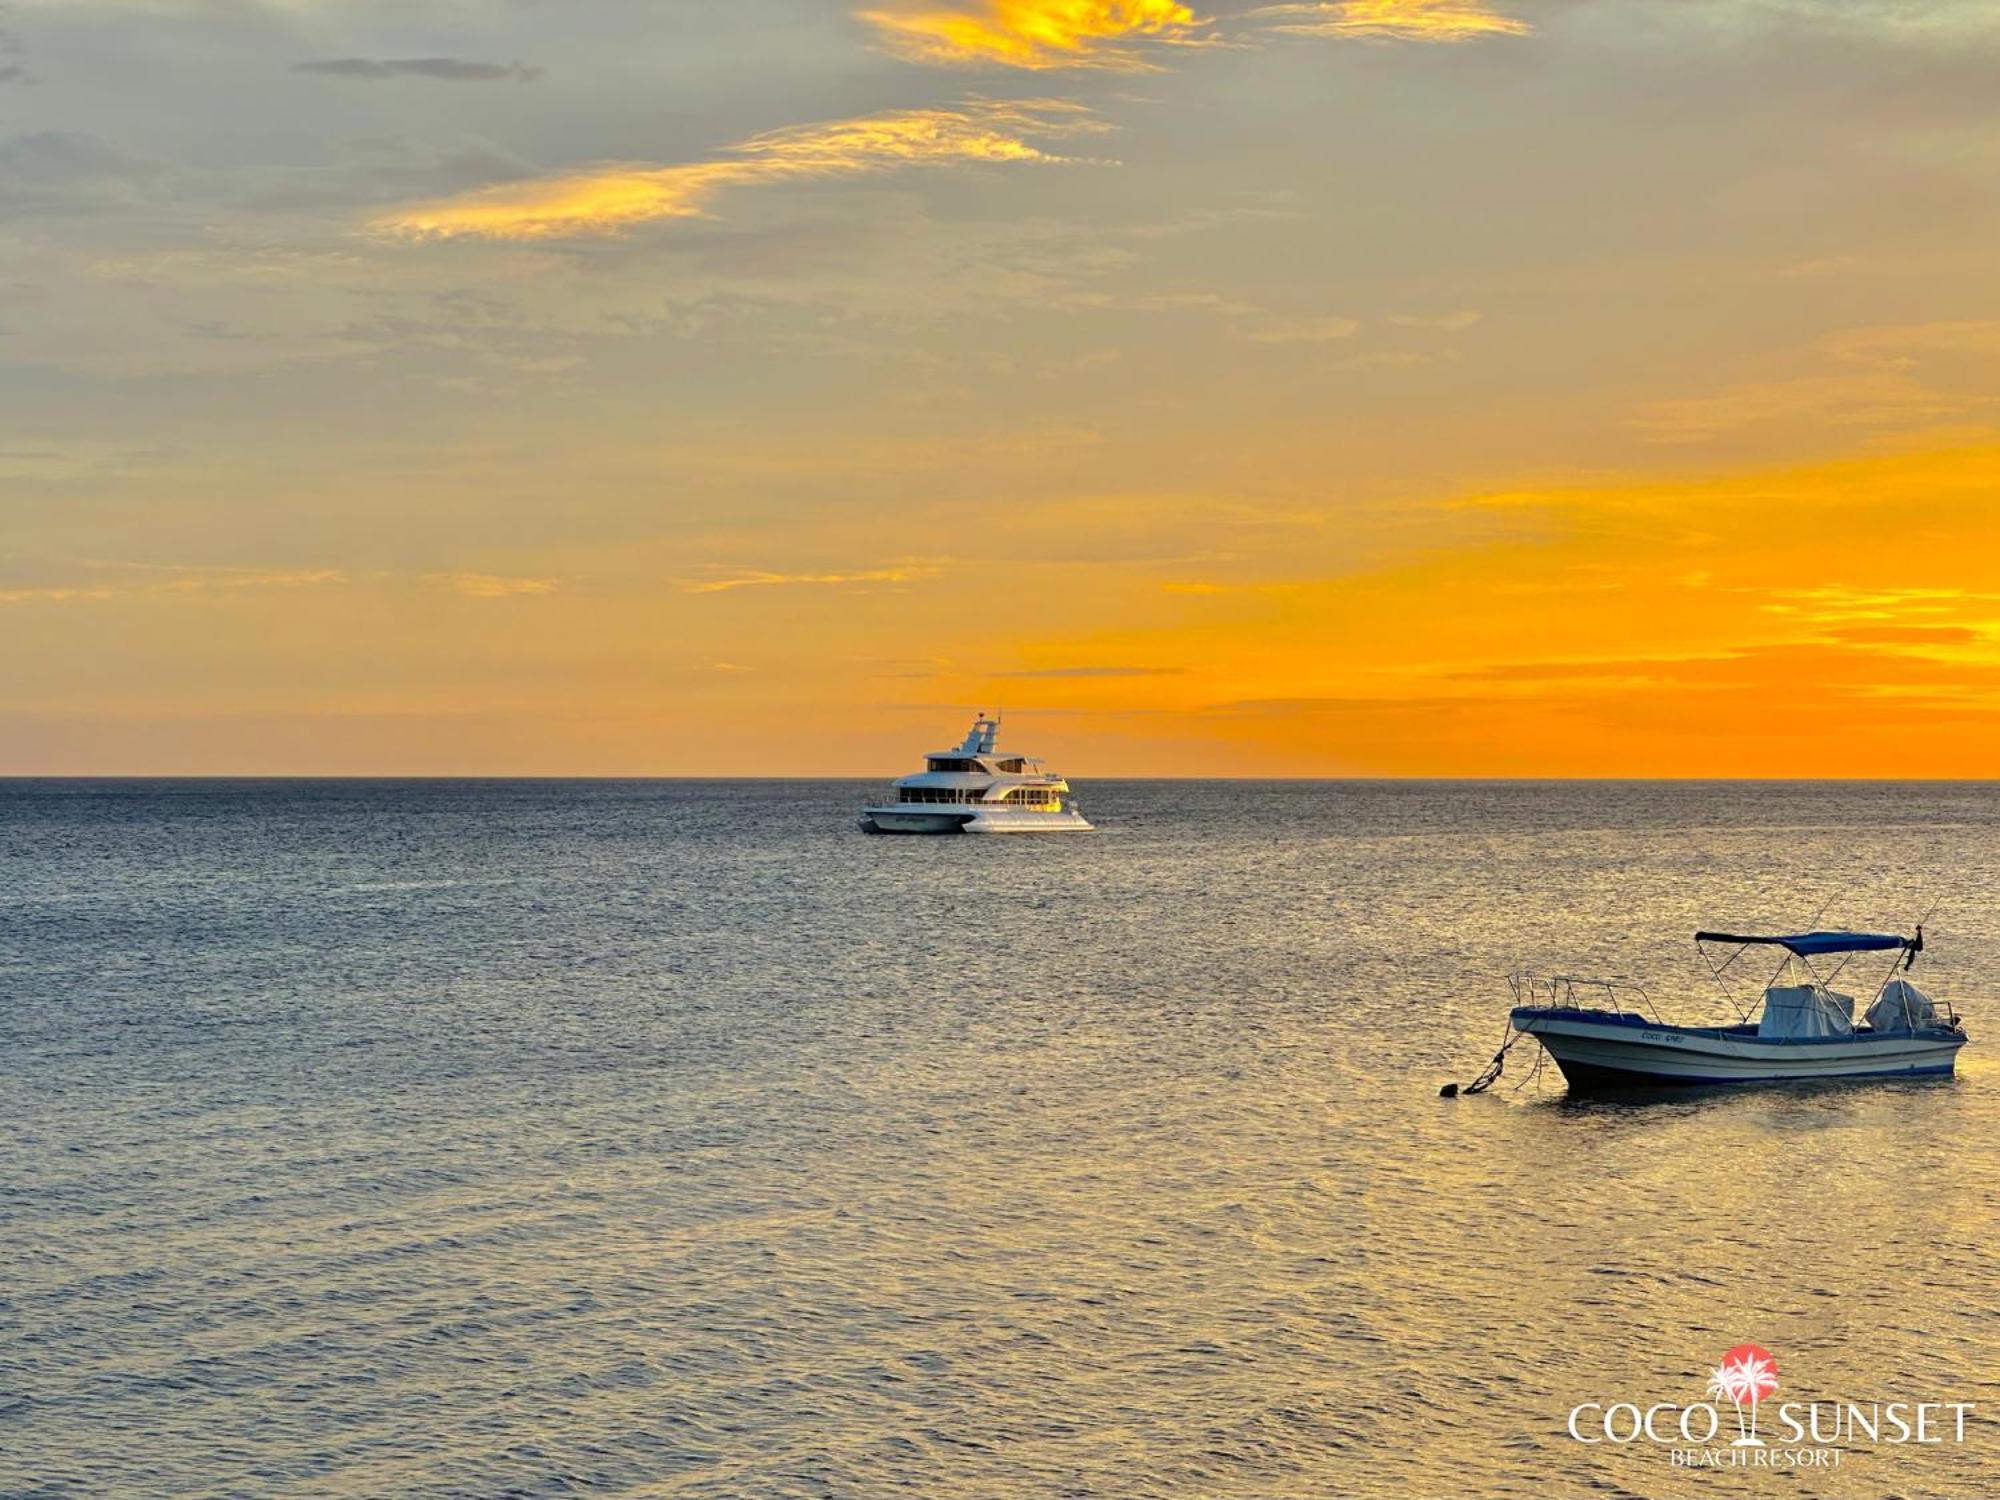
[1506,973,1662,1025]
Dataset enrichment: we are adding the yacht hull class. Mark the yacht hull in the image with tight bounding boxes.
[962,809,1093,834]
[859,807,1094,834]
[858,809,974,834]
[1510,1007,1965,1090]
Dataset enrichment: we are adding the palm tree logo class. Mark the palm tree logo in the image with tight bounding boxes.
[1707,1344,1780,1447]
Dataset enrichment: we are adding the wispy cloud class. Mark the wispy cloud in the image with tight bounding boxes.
[1778,254,1857,279]
[1389,309,1481,331]
[1823,623,1985,646]
[0,11,29,87]
[1820,319,2000,370]
[1630,372,1975,443]
[87,562,348,591]
[373,99,1098,241]
[1131,290,1358,344]
[1334,347,1462,369]
[0,564,347,604]
[682,566,943,594]
[1234,312,1358,344]
[433,572,558,597]
[1632,320,2000,443]
[1162,578,1298,594]
[1250,0,1528,41]
[295,58,543,83]
[0,586,114,604]
[998,664,1187,676]
[1755,585,1997,624]
[860,0,1208,71]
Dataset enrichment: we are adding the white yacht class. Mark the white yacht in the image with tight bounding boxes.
[859,716,1093,834]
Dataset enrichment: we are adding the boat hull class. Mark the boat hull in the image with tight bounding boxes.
[858,806,1094,834]
[962,809,1093,834]
[858,809,974,834]
[1510,1007,1966,1090]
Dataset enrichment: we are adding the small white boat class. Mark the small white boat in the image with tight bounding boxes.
[859,715,1093,835]
[1508,928,1966,1090]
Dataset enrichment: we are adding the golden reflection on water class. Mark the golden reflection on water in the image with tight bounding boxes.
[2,780,1996,1497]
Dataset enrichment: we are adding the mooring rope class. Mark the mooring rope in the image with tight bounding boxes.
[1440,1018,1535,1098]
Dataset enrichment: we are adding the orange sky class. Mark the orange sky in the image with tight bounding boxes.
[6,1,2000,774]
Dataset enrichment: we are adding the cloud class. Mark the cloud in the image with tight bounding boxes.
[87,562,348,591]
[1629,371,1976,443]
[1234,312,1359,344]
[434,572,558,597]
[1333,347,1462,369]
[0,131,183,214]
[0,586,115,604]
[1131,291,1358,344]
[1249,0,1528,42]
[1450,639,2000,696]
[1820,319,2000,370]
[998,664,1187,676]
[1755,585,1996,624]
[1779,254,1857,279]
[373,99,1098,241]
[1823,623,1985,646]
[682,566,943,594]
[860,0,1207,70]
[294,57,542,82]
[1389,309,1481,331]
[1632,320,2000,444]
[0,10,27,84]
[0,564,347,604]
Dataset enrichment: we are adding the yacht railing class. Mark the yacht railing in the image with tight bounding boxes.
[863,794,1069,808]
[1508,973,1663,1024]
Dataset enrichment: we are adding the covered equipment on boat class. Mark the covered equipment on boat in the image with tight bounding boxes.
[1757,985,1855,1039]
[1865,978,1938,1033]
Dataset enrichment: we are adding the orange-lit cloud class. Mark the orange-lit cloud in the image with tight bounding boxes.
[1821,319,2000,369]
[1234,312,1358,343]
[1755,586,1999,625]
[0,587,117,605]
[373,100,1096,240]
[1629,371,1975,444]
[436,572,558,598]
[683,566,945,595]
[1630,320,2000,443]
[0,566,345,607]
[860,0,1206,70]
[1251,0,1527,41]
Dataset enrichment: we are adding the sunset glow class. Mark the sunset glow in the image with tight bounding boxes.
[861,0,1207,70]
[8,0,2000,774]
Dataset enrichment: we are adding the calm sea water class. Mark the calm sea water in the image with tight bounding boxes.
[4,780,1998,1499]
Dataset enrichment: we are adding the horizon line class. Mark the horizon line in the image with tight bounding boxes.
[5,773,2000,785]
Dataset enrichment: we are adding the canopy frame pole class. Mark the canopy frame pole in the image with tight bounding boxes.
[1759,949,1796,1022]
[1697,938,1753,1024]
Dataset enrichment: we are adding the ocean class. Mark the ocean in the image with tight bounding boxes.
[4,779,1997,1498]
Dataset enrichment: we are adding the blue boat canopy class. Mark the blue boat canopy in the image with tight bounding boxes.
[1695,929,1917,957]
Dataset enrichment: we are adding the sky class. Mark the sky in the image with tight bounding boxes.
[5,0,2000,775]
